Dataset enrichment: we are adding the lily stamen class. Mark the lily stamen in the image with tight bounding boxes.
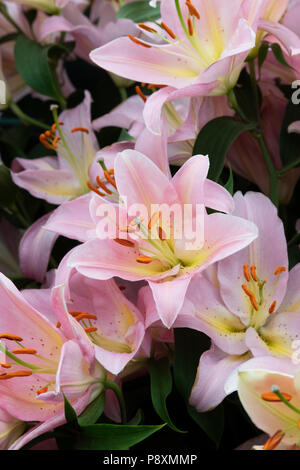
[128,34,152,48]
[187,17,194,36]
[185,0,200,19]
[243,264,250,282]
[138,23,157,33]
[85,327,98,334]
[71,126,89,134]
[261,391,292,402]
[250,265,258,282]
[0,370,33,380]
[268,301,277,314]
[104,170,117,189]
[136,256,153,264]
[274,266,287,275]
[135,85,147,102]
[12,348,37,355]
[160,22,177,40]
[0,334,23,341]
[263,430,284,450]
[96,176,112,195]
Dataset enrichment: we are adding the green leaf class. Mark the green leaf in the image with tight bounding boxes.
[193,116,256,182]
[14,35,65,103]
[61,424,165,450]
[78,392,106,426]
[118,128,135,142]
[117,1,161,23]
[149,357,185,433]
[271,43,293,69]
[224,166,234,195]
[63,395,79,428]
[173,329,224,445]
[258,41,269,70]
[280,100,300,167]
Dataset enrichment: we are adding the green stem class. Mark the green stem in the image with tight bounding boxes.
[248,59,279,207]
[256,133,279,207]
[103,379,127,424]
[275,390,300,416]
[0,2,22,33]
[9,102,49,130]
[278,156,300,176]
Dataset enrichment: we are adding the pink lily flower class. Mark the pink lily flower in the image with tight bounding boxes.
[236,356,300,450]
[34,261,146,375]
[90,0,300,133]
[65,150,258,328]
[11,91,99,205]
[0,408,26,450]
[172,191,300,412]
[0,272,105,449]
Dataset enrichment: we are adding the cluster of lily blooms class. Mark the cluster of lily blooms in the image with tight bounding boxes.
[1,0,300,451]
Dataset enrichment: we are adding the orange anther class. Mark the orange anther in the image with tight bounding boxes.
[12,348,37,355]
[45,130,52,138]
[114,238,135,248]
[37,386,48,395]
[0,334,23,341]
[96,176,112,195]
[241,284,258,311]
[261,392,292,402]
[269,301,277,314]
[243,264,250,282]
[85,327,98,334]
[0,370,33,379]
[136,256,153,264]
[52,136,60,149]
[87,181,106,197]
[186,0,200,19]
[263,430,284,450]
[71,126,89,134]
[138,23,157,33]
[135,85,147,103]
[56,321,61,328]
[250,265,258,282]
[128,34,152,48]
[187,17,194,36]
[160,21,176,39]
[274,266,287,275]
[0,363,11,369]
[75,313,97,322]
[104,170,117,189]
